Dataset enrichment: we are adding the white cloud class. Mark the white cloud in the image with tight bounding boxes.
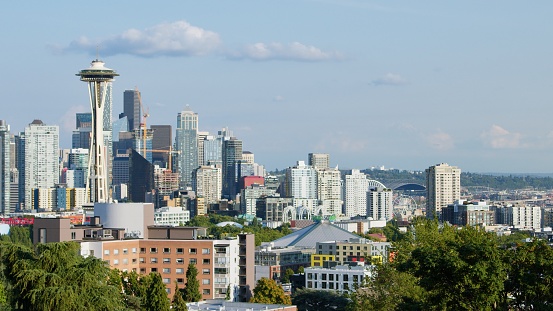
[424,130,454,151]
[481,125,523,149]
[65,21,221,57]
[231,42,343,61]
[371,73,407,86]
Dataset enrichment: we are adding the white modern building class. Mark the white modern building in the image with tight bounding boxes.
[305,264,372,292]
[94,202,154,238]
[154,206,190,226]
[345,169,369,217]
[367,187,393,221]
[23,120,59,210]
[240,184,276,216]
[509,205,541,230]
[285,161,317,200]
[426,163,461,219]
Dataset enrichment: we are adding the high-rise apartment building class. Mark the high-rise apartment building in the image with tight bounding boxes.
[425,163,461,219]
[175,107,198,188]
[308,153,330,170]
[193,165,222,205]
[367,187,393,221]
[222,137,242,199]
[197,131,209,167]
[0,120,10,214]
[23,120,59,210]
[285,161,317,200]
[316,168,342,216]
[345,169,370,217]
[123,89,141,132]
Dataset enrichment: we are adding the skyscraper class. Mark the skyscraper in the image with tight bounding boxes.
[222,137,242,199]
[425,163,461,219]
[316,168,342,216]
[345,169,370,217]
[0,120,10,214]
[23,120,59,210]
[123,89,141,132]
[175,107,198,188]
[193,165,222,205]
[151,125,172,167]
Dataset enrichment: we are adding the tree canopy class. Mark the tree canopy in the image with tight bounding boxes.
[249,278,291,305]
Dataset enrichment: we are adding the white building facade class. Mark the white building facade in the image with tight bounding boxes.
[367,187,393,221]
[285,161,317,200]
[305,264,372,292]
[317,168,343,216]
[345,169,369,217]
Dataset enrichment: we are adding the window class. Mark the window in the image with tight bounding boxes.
[202,269,210,275]
[202,258,210,265]
[132,258,137,264]
[329,274,334,281]
[344,283,349,290]
[202,248,210,254]
[163,248,171,254]
[176,248,184,254]
[203,289,210,295]
[307,273,313,280]
[140,248,146,254]
[329,282,334,289]
[176,258,184,264]
[123,248,128,254]
[343,275,348,281]
[163,258,171,264]
[150,248,157,253]
[189,248,197,254]
[122,258,128,265]
[113,259,119,265]
[104,250,110,255]
[307,281,312,288]
[132,248,137,253]
[71,232,76,239]
[322,274,327,280]
[202,279,210,285]
[150,258,158,263]
[163,278,171,284]
[140,268,146,274]
[353,275,359,283]
[177,278,184,284]
[190,258,197,264]
[322,282,327,289]
[165,288,171,294]
[176,268,184,274]
[114,249,119,255]
[163,268,171,274]
[139,257,145,263]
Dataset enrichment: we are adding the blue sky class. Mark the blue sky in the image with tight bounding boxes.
[2,1,553,173]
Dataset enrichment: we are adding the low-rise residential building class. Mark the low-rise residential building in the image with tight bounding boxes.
[315,238,391,265]
[154,206,190,226]
[304,264,372,292]
[442,200,495,226]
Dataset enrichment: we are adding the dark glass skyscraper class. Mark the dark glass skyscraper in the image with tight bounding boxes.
[123,89,141,132]
[222,137,242,199]
[175,107,198,188]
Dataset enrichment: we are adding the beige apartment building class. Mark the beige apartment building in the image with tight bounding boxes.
[426,163,461,219]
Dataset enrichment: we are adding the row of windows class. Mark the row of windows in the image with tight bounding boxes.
[146,258,211,265]
[165,288,211,295]
[104,247,211,256]
[307,273,361,282]
[307,281,349,290]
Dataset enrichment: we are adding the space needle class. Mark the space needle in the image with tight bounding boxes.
[76,59,119,203]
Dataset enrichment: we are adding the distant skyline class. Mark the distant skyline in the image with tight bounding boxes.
[2,1,553,173]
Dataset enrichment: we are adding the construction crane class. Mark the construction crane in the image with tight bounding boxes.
[136,86,149,157]
[148,147,180,171]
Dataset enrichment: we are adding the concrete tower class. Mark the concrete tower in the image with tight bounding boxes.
[175,106,198,188]
[76,59,119,203]
[426,163,461,219]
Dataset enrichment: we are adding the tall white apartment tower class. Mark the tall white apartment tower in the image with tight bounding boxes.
[175,106,199,188]
[426,163,461,219]
[193,165,222,205]
[317,168,343,216]
[23,120,59,210]
[285,161,317,199]
[0,120,10,214]
[367,187,393,221]
[345,169,370,217]
[77,59,118,203]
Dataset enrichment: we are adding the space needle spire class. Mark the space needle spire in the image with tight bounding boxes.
[76,59,119,203]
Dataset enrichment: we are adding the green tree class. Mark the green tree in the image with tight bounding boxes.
[144,272,169,311]
[292,289,349,311]
[249,277,291,305]
[2,241,123,311]
[297,266,305,274]
[399,220,506,310]
[503,239,553,310]
[171,282,188,311]
[183,264,201,302]
[347,264,423,311]
[281,268,294,283]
